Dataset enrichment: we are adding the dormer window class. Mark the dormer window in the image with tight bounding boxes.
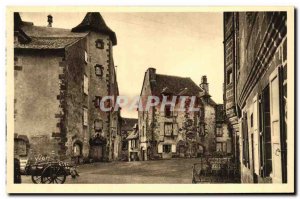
[95,39,104,49]
[95,64,104,77]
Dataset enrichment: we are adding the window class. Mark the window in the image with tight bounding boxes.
[165,105,172,117]
[131,140,136,148]
[216,142,227,152]
[163,145,171,153]
[217,143,222,152]
[216,127,223,137]
[94,96,102,108]
[83,75,88,94]
[259,85,272,177]
[84,51,88,63]
[164,123,173,136]
[94,119,102,132]
[95,64,104,77]
[95,39,104,49]
[250,113,253,127]
[227,69,233,85]
[122,141,127,150]
[83,108,88,126]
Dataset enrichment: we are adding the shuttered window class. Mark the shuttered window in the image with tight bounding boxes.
[242,112,250,168]
[259,85,272,177]
[83,108,88,126]
[83,75,88,95]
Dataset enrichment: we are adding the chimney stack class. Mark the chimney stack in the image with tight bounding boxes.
[148,68,156,84]
[47,14,53,27]
[200,75,209,94]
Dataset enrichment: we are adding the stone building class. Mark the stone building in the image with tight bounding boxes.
[215,104,232,154]
[138,68,229,160]
[126,124,139,161]
[14,12,121,163]
[223,12,287,183]
[120,118,138,160]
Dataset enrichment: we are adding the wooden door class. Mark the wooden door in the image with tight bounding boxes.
[92,146,103,161]
[269,67,282,183]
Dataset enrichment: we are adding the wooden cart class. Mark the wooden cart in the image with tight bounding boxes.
[25,161,73,184]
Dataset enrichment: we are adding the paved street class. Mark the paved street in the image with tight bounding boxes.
[21,158,204,184]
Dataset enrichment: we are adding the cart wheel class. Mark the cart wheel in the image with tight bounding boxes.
[31,174,43,184]
[41,165,66,184]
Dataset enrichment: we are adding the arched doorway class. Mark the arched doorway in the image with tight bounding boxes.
[73,140,82,164]
[89,134,107,162]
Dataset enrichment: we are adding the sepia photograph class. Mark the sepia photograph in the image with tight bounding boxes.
[6,6,294,194]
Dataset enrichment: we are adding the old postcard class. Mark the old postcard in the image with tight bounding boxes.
[6,6,294,193]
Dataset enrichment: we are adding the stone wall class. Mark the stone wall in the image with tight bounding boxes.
[231,12,287,183]
[14,50,64,160]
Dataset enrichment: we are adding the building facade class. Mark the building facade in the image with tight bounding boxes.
[126,124,140,161]
[223,12,287,183]
[138,68,231,160]
[120,118,138,160]
[14,12,121,163]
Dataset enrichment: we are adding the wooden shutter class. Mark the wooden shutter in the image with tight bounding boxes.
[242,112,249,167]
[171,144,176,153]
[269,67,283,183]
[158,144,163,153]
[253,95,260,175]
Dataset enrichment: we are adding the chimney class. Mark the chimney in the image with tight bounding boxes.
[200,75,209,94]
[148,68,156,84]
[47,14,53,27]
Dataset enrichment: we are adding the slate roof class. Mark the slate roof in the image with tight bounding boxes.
[126,130,138,140]
[14,23,86,50]
[121,118,138,132]
[72,12,117,45]
[14,36,81,49]
[151,74,203,96]
[14,12,116,49]
[21,24,88,38]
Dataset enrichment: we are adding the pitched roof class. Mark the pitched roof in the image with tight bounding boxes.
[151,74,203,96]
[121,118,138,131]
[126,130,138,140]
[14,36,80,49]
[14,22,86,50]
[21,24,87,38]
[14,13,31,44]
[72,12,117,45]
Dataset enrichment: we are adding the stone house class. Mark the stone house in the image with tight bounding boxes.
[223,12,287,183]
[138,68,228,160]
[126,124,139,161]
[120,118,138,160]
[14,12,121,163]
[215,104,232,154]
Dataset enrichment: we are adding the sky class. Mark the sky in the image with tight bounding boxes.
[20,12,224,119]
